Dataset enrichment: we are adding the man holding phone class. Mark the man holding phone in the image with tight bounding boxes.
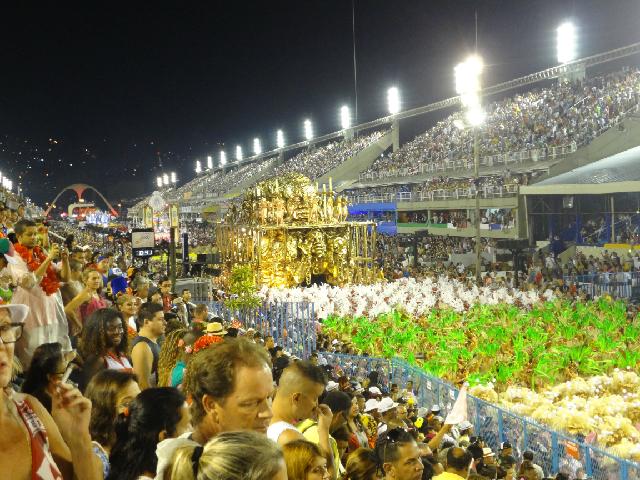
[10,219,72,368]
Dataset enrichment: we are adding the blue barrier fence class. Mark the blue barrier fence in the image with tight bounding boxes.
[206,301,316,359]
[318,352,640,480]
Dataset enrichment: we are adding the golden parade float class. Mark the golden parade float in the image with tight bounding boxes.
[216,173,377,288]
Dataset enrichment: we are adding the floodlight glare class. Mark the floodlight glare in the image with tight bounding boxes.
[340,105,351,130]
[253,137,262,155]
[162,173,169,186]
[156,177,163,188]
[207,155,213,170]
[170,171,177,183]
[557,22,576,64]
[195,160,202,174]
[304,119,313,141]
[465,108,486,127]
[455,55,485,126]
[236,145,243,161]
[220,151,227,166]
[276,129,285,149]
[387,87,400,115]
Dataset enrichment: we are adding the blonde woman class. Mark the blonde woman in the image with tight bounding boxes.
[169,431,287,480]
[283,440,331,480]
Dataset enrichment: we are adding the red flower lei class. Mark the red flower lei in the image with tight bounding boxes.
[14,244,61,295]
[193,334,224,353]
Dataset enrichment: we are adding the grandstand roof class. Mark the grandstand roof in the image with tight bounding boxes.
[520,145,640,195]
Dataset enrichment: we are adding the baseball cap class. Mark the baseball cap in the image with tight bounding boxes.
[0,303,29,323]
[377,397,399,413]
[0,238,17,265]
[501,441,512,450]
[369,386,382,396]
[364,399,379,412]
[430,404,441,413]
[482,447,495,458]
[326,381,339,392]
[459,420,473,431]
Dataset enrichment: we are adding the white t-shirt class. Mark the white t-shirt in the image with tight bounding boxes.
[267,420,298,443]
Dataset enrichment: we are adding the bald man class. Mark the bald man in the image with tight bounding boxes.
[268,360,336,477]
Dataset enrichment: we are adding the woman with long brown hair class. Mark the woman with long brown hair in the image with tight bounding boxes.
[85,369,140,479]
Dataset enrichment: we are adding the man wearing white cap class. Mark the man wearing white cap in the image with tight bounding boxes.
[456,420,474,445]
[361,398,380,448]
[377,397,399,436]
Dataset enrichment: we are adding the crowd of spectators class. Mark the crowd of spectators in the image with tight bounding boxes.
[346,172,532,204]
[362,68,640,179]
[271,130,385,179]
[375,233,497,279]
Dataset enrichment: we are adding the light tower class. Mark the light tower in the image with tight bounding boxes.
[455,55,485,281]
[304,119,313,142]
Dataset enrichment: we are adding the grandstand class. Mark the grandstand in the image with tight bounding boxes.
[128,42,640,257]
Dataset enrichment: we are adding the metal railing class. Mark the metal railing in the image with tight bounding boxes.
[318,352,640,480]
[358,143,577,182]
[347,184,519,205]
[563,271,640,299]
[207,301,316,359]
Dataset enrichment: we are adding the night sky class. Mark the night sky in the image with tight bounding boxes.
[1,1,638,208]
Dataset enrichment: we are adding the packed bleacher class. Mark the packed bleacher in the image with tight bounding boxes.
[271,130,385,179]
[361,68,640,180]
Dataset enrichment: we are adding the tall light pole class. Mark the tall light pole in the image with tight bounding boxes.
[455,55,484,282]
[387,87,401,151]
[557,21,577,64]
[304,119,313,142]
[276,129,285,149]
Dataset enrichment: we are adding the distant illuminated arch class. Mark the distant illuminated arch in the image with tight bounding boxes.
[45,184,118,217]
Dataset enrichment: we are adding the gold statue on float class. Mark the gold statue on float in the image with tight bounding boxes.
[216,172,377,288]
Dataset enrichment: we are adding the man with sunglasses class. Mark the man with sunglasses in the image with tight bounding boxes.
[377,427,424,480]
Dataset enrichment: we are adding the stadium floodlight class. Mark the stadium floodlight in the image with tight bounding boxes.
[387,87,400,115]
[207,155,213,170]
[156,176,163,188]
[5,180,11,191]
[455,55,484,126]
[235,145,243,161]
[304,119,313,141]
[195,160,202,174]
[253,137,262,155]
[557,21,576,64]
[220,150,227,166]
[170,171,177,184]
[162,173,169,186]
[340,105,351,130]
[276,129,285,149]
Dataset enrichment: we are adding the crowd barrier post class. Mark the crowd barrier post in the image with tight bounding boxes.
[551,432,559,473]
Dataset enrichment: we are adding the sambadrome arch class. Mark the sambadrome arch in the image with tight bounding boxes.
[45,184,118,217]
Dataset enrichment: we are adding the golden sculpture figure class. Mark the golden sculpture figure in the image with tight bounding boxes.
[216,172,377,288]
